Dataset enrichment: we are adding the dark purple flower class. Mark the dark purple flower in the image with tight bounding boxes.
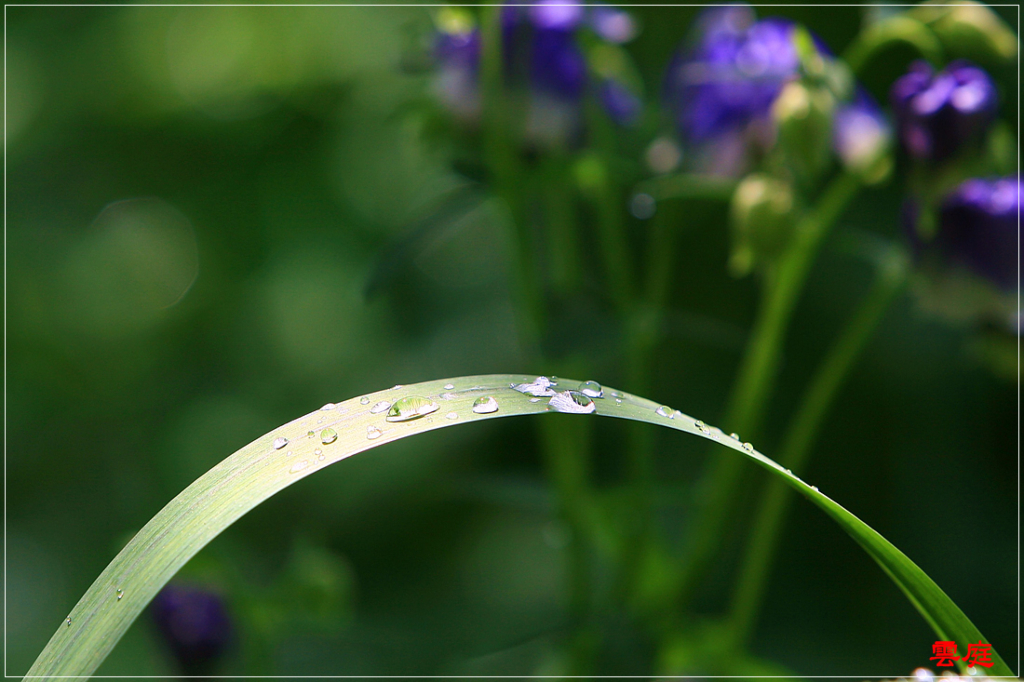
[151,584,232,675]
[665,7,799,145]
[935,177,1019,291]
[890,60,998,162]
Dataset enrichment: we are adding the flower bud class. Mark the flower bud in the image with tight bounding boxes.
[729,173,796,275]
[890,60,998,163]
[772,80,836,181]
[833,92,892,182]
[151,584,232,675]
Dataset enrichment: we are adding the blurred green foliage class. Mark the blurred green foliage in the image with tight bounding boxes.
[6,3,1017,676]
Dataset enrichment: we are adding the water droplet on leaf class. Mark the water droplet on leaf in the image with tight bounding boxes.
[321,403,336,411]
[512,377,557,397]
[290,460,309,473]
[386,395,440,422]
[359,397,370,405]
[272,437,288,450]
[320,428,338,445]
[370,400,391,414]
[472,396,499,414]
[443,383,455,390]
[366,425,382,440]
[116,588,123,601]
[579,380,604,398]
[548,390,596,414]
[655,405,674,418]
[742,442,754,452]
[445,411,458,420]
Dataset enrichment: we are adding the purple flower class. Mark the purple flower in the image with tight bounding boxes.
[432,3,642,136]
[890,60,998,162]
[151,584,232,675]
[935,177,1019,291]
[665,7,799,145]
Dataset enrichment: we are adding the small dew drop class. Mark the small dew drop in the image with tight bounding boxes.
[611,390,623,398]
[472,396,499,414]
[443,383,455,390]
[370,400,391,414]
[548,390,596,414]
[290,460,309,473]
[320,428,338,445]
[530,397,543,403]
[314,448,322,456]
[810,485,819,492]
[116,588,124,601]
[318,452,326,461]
[445,411,458,420]
[386,395,440,422]
[391,384,403,390]
[579,381,604,398]
[359,396,370,405]
[615,398,623,405]
[730,433,740,440]
[66,617,71,627]
[655,405,674,418]
[785,468,792,474]
[317,417,325,424]
[321,403,336,411]
[742,442,754,452]
[307,430,315,438]
[694,419,706,431]
[272,437,288,450]
[366,425,382,440]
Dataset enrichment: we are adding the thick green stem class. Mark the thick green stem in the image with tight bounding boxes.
[673,171,863,608]
[727,248,908,647]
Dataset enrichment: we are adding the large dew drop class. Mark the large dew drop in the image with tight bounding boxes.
[369,400,391,414]
[320,428,338,445]
[547,390,596,414]
[386,395,440,422]
[472,396,499,414]
[512,376,557,397]
[272,437,289,450]
[579,381,603,398]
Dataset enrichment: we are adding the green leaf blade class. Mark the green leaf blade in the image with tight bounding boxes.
[25,375,1011,678]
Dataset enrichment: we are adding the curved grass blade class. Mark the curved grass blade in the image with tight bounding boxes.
[26,375,1010,678]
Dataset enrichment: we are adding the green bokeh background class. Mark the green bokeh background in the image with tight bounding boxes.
[6,3,1017,676]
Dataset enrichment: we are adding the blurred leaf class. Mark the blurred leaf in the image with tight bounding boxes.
[26,375,1012,677]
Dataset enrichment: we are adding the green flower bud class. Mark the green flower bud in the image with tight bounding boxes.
[729,173,796,276]
[772,80,835,182]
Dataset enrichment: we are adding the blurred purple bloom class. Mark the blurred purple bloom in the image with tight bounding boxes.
[152,584,232,675]
[935,177,1019,291]
[890,60,998,162]
[833,91,891,171]
[599,79,642,126]
[665,6,799,145]
[590,5,637,43]
[433,3,641,133]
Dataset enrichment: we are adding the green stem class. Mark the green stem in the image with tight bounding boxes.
[842,14,944,74]
[672,171,863,608]
[541,154,583,296]
[727,247,908,647]
[480,5,544,347]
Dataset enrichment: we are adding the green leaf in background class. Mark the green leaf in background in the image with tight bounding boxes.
[26,375,1011,679]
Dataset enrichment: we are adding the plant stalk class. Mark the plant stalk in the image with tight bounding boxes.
[727,247,908,647]
[672,171,863,608]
